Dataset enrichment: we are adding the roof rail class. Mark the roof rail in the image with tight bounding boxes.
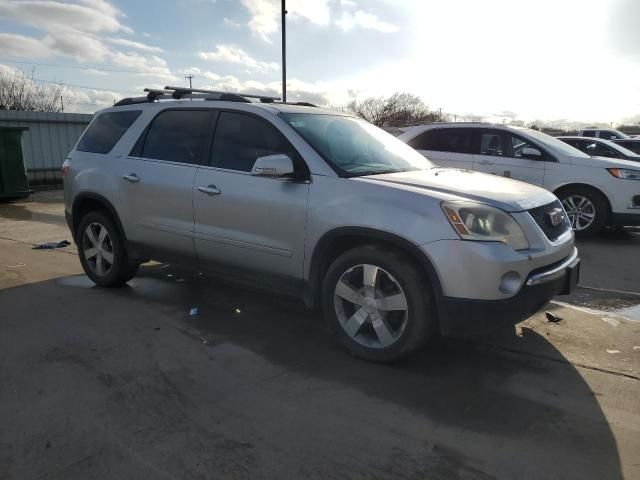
[164,86,280,101]
[113,86,317,108]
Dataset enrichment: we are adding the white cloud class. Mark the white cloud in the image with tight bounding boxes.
[176,67,221,82]
[0,33,51,58]
[109,52,175,80]
[199,45,278,71]
[240,0,330,42]
[201,74,330,105]
[223,17,242,27]
[177,67,202,75]
[106,37,163,53]
[65,87,121,111]
[336,10,398,33]
[0,0,174,83]
[240,0,279,41]
[43,31,111,61]
[0,0,132,34]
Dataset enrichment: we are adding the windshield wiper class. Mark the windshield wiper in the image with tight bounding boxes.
[346,169,404,177]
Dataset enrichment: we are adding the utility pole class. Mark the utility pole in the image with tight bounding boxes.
[281,0,287,102]
[185,74,194,89]
[60,95,64,113]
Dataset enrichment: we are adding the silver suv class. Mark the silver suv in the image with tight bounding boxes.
[63,87,580,362]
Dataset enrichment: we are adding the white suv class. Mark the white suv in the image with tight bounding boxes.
[578,128,629,140]
[64,89,579,362]
[399,123,640,236]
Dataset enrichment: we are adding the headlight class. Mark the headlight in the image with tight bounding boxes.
[608,168,640,180]
[442,201,529,250]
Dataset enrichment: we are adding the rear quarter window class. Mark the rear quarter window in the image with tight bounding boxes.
[77,110,142,154]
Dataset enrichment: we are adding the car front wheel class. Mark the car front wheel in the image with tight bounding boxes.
[321,244,436,362]
[558,186,608,237]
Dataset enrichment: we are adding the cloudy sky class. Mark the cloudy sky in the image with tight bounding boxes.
[0,0,639,124]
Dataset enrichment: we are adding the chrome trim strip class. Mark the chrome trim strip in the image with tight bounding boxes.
[526,247,579,286]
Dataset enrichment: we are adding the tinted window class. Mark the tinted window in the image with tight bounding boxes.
[480,132,506,156]
[409,128,473,153]
[560,138,579,148]
[615,140,640,154]
[77,110,141,154]
[584,142,621,158]
[480,131,548,160]
[509,134,542,159]
[582,131,596,137]
[141,110,211,164]
[600,131,620,140]
[211,112,296,172]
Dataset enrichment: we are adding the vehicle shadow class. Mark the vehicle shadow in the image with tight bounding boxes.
[2,265,625,480]
[112,264,624,479]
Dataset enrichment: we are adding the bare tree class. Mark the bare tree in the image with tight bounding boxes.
[346,96,388,125]
[346,92,437,127]
[0,69,69,112]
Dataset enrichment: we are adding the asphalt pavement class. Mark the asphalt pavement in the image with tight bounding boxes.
[1,191,639,480]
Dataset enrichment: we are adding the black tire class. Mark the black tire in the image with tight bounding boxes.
[557,186,609,237]
[321,244,437,363]
[77,210,138,287]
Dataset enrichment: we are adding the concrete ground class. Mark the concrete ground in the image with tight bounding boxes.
[1,190,639,480]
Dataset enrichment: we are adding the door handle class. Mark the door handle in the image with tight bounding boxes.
[198,185,222,196]
[478,160,494,165]
[122,173,140,183]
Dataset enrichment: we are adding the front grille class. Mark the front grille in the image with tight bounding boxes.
[527,200,568,241]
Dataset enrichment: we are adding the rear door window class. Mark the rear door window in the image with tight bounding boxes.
[77,110,141,154]
[480,131,507,156]
[140,109,212,164]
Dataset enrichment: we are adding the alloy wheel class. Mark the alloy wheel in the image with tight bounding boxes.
[82,222,114,276]
[334,264,408,349]
[562,195,596,231]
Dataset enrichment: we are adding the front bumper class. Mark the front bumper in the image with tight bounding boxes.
[436,248,580,336]
[610,212,640,227]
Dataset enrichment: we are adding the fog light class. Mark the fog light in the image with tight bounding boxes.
[632,195,640,208]
[500,271,522,294]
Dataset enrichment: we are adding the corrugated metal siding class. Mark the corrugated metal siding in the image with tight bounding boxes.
[0,111,92,185]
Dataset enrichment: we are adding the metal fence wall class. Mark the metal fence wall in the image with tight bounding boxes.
[0,110,92,185]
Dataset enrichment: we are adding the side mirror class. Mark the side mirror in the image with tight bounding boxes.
[251,154,295,178]
[521,147,542,159]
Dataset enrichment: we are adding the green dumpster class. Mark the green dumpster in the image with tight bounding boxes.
[0,127,31,199]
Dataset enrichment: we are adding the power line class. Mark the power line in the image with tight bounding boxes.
[31,77,130,94]
[0,58,148,75]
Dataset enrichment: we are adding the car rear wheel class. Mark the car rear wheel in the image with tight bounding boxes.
[77,210,138,286]
[558,186,608,237]
[322,244,436,362]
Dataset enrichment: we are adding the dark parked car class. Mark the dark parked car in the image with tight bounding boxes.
[557,136,640,163]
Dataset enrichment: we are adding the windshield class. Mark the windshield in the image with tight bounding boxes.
[280,113,433,176]
[521,128,590,158]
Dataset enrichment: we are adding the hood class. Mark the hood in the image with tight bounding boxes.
[358,168,556,212]
[569,155,640,168]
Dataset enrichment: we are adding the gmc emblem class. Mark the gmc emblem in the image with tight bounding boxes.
[547,208,564,227]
